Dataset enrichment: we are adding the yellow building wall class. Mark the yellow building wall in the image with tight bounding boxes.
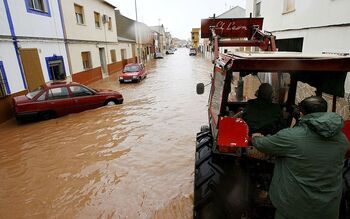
[191,28,200,49]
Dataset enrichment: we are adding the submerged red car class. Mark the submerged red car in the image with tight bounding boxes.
[13,82,123,121]
[119,63,147,83]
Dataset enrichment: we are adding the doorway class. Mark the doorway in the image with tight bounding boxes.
[46,56,66,81]
[99,48,107,75]
[121,49,127,67]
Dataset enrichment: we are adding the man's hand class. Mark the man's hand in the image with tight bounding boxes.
[252,133,264,138]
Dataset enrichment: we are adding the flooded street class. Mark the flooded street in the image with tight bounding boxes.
[0,49,212,219]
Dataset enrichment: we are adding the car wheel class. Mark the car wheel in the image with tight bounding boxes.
[15,116,24,124]
[40,111,55,120]
[106,100,116,106]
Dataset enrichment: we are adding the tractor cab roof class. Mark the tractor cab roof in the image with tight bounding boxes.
[219,52,350,97]
[221,52,350,72]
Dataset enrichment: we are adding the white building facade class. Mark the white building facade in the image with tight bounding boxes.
[60,0,121,85]
[245,0,350,55]
[0,0,69,122]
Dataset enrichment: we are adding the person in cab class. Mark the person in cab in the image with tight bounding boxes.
[242,83,285,135]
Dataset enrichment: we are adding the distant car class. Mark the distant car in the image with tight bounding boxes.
[154,52,164,59]
[13,82,123,121]
[166,49,174,55]
[189,48,197,56]
[119,63,147,83]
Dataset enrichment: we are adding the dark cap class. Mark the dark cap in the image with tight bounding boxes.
[299,96,328,115]
[256,83,273,101]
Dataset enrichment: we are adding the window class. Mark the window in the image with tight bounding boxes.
[94,12,101,28]
[283,0,295,13]
[255,1,261,17]
[48,87,69,100]
[29,0,44,11]
[37,91,47,101]
[81,52,92,69]
[26,86,43,99]
[0,61,10,97]
[276,38,304,52]
[74,4,84,24]
[70,86,93,97]
[124,65,140,72]
[25,0,50,16]
[108,17,112,30]
[110,50,116,63]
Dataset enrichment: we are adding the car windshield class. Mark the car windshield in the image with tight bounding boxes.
[25,86,43,99]
[124,65,140,72]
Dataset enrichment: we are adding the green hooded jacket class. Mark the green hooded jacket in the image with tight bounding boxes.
[252,112,348,219]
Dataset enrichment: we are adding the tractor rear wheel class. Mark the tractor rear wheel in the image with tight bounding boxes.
[194,126,274,219]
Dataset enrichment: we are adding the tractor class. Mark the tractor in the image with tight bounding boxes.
[194,17,350,219]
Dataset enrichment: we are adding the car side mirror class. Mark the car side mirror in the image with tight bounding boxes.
[196,83,205,95]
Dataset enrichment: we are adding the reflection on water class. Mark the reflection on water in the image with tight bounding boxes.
[0,49,212,218]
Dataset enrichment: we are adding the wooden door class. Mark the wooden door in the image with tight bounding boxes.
[20,48,45,91]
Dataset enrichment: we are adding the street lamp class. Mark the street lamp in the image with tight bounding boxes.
[135,0,141,63]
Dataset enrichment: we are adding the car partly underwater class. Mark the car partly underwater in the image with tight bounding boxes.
[13,81,123,121]
[119,63,147,83]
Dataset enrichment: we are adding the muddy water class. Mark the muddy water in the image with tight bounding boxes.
[0,49,212,219]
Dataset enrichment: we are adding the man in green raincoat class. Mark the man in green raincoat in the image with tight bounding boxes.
[252,96,348,219]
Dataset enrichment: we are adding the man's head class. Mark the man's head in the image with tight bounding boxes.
[256,83,273,101]
[299,96,328,115]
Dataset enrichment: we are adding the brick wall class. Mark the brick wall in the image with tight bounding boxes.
[0,90,27,123]
[107,61,123,75]
[72,67,102,85]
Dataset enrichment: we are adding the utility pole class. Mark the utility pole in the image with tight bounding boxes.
[135,0,141,63]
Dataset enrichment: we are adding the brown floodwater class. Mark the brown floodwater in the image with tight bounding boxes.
[0,48,212,219]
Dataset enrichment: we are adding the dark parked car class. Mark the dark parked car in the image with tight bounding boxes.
[166,49,174,55]
[189,48,197,56]
[119,63,147,83]
[13,82,123,121]
[154,52,164,59]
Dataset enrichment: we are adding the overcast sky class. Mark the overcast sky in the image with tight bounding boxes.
[107,0,246,40]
